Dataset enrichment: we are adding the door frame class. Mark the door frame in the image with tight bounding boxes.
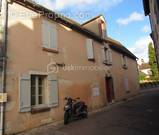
[105,76,115,103]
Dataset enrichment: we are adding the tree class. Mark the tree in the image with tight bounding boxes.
[139,71,146,81]
[148,42,158,80]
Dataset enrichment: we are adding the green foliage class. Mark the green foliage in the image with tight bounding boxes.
[148,42,159,80]
[139,71,146,81]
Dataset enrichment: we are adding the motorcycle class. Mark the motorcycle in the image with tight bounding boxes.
[64,97,88,125]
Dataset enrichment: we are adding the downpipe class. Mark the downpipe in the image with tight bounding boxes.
[0,0,8,135]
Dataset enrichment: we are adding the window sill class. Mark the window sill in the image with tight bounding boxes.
[43,47,59,53]
[31,106,51,114]
[103,61,112,66]
[122,65,128,69]
[88,59,95,62]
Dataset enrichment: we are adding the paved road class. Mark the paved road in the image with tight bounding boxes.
[23,90,159,135]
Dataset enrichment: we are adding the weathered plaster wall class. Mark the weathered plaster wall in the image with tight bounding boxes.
[5,3,109,134]
[3,3,139,134]
[110,49,139,101]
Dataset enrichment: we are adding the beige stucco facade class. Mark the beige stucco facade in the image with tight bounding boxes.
[0,2,139,134]
[110,49,139,101]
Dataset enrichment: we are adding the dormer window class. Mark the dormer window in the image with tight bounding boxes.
[98,20,106,38]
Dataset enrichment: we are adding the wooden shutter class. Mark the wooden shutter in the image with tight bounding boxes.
[108,49,112,64]
[101,46,106,63]
[124,77,129,92]
[86,39,94,60]
[125,56,128,67]
[19,74,31,112]
[50,24,57,50]
[121,54,124,66]
[47,75,58,107]
[42,20,49,48]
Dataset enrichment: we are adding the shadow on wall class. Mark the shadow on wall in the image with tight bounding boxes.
[7,17,54,71]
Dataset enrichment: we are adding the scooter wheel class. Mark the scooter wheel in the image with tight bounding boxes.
[64,112,69,125]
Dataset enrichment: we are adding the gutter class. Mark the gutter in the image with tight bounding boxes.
[0,0,8,135]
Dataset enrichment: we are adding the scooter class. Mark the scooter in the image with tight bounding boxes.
[64,97,88,125]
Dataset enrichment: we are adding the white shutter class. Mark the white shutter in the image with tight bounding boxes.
[121,54,124,66]
[108,49,112,64]
[50,24,57,50]
[125,56,128,67]
[48,75,58,107]
[124,77,129,92]
[86,39,94,60]
[19,74,31,112]
[101,46,106,63]
[42,20,49,48]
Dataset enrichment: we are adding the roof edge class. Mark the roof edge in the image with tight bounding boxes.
[81,15,103,26]
[12,0,137,60]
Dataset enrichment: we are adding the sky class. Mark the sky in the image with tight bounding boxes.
[35,0,152,63]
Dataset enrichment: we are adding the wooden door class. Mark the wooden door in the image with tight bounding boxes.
[105,77,115,103]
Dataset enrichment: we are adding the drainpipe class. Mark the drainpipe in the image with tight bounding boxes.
[0,0,8,135]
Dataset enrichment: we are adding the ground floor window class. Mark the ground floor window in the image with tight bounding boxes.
[31,75,46,106]
[19,73,59,113]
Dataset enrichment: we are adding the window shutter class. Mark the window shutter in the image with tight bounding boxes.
[86,39,94,60]
[125,56,128,67]
[19,74,31,112]
[108,49,112,64]
[42,20,49,48]
[124,77,129,92]
[48,75,58,107]
[121,54,124,66]
[50,24,57,50]
[101,46,106,63]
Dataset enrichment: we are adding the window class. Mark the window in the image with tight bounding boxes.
[31,75,45,106]
[42,20,57,51]
[98,20,107,38]
[86,38,95,60]
[102,46,112,65]
[124,77,130,93]
[121,55,128,69]
[19,74,59,113]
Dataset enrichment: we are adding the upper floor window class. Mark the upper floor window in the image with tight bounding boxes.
[42,20,58,51]
[101,46,112,65]
[121,55,128,69]
[98,20,106,38]
[124,77,130,93]
[86,38,95,61]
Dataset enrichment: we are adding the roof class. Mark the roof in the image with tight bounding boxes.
[139,63,150,70]
[143,0,150,16]
[12,0,137,60]
[108,42,137,59]
[81,15,103,26]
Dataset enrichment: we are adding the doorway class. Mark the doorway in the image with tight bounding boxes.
[105,76,115,103]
